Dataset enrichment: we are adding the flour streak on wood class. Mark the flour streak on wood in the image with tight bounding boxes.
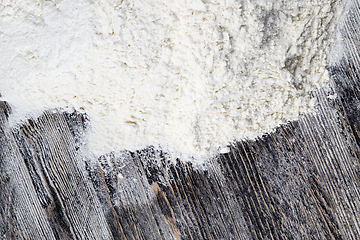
[2,1,360,239]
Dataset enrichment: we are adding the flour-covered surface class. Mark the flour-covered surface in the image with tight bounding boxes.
[0,0,347,160]
[2,1,360,239]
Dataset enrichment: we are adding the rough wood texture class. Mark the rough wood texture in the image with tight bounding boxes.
[2,1,360,239]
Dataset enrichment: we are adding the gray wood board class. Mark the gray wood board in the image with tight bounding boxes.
[1,1,360,239]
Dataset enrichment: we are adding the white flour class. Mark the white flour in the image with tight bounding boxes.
[0,0,346,161]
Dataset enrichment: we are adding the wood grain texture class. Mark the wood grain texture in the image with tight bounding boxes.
[2,1,360,239]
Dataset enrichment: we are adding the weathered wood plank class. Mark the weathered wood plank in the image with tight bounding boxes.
[0,109,116,239]
[0,103,57,240]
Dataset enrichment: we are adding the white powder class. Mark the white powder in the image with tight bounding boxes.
[0,0,346,161]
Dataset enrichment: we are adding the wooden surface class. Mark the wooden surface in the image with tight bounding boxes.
[2,2,360,239]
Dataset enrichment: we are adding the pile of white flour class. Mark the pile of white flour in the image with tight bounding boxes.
[0,0,346,160]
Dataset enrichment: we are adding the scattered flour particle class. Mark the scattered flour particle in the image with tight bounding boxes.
[328,94,338,100]
[219,146,231,154]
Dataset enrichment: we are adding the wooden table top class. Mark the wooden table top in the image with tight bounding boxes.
[1,1,360,239]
